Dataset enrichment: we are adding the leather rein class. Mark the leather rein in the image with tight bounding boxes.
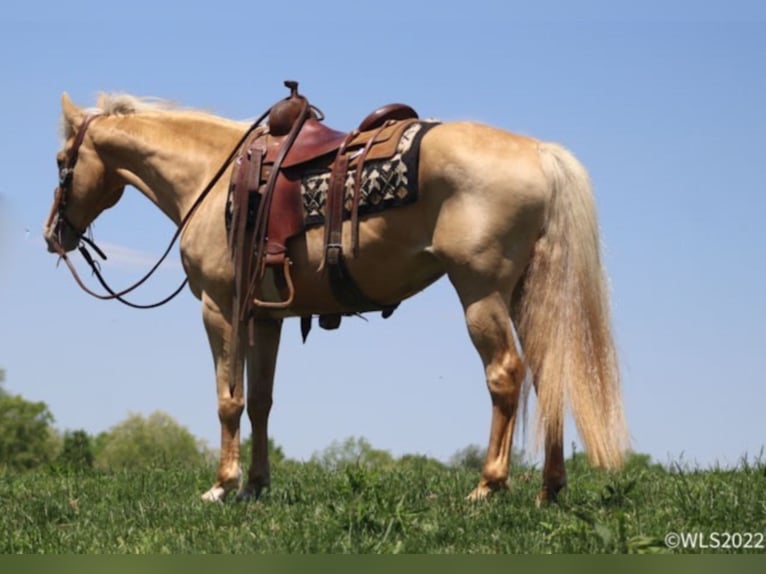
[46,111,268,309]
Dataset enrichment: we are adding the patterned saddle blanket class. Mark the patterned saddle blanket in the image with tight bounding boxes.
[301,121,435,227]
[226,121,436,231]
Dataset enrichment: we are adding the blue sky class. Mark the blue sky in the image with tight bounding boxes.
[1,1,764,468]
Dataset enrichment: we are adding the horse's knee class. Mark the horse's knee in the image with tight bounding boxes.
[218,395,245,425]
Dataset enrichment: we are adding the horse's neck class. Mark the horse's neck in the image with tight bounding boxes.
[99,114,243,225]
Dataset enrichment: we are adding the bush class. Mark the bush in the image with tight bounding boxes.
[449,444,486,471]
[94,411,207,470]
[311,436,394,470]
[240,435,286,465]
[449,443,529,471]
[0,380,58,471]
[397,453,446,473]
[57,430,95,470]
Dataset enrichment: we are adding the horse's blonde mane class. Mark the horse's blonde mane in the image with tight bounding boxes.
[59,92,246,140]
[96,92,186,116]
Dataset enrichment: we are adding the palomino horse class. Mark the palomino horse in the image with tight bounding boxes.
[44,91,628,503]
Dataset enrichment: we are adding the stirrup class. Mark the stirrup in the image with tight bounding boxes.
[252,258,296,309]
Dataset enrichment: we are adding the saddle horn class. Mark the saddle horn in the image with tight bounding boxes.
[269,80,308,136]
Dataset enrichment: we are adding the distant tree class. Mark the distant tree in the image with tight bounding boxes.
[623,451,662,472]
[449,443,528,471]
[312,436,395,470]
[564,445,659,474]
[240,435,286,465]
[94,411,207,470]
[0,375,58,470]
[398,453,446,473]
[449,444,486,471]
[58,429,95,470]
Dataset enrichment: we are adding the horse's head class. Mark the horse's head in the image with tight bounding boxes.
[44,93,125,254]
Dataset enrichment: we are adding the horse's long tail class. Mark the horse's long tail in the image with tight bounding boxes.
[515,142,628,468]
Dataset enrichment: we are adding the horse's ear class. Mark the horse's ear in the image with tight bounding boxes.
[61,92,84,131]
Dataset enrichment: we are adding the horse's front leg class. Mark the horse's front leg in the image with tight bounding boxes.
[200,293,245,502]
[238,317,282,500]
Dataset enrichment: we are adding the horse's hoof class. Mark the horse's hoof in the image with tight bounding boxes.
[236,482,269,502]
[535,483,566,507]
[235,488,257,502]
[466,480,508,501]
[467,485,492,501]
[201,485,227,503]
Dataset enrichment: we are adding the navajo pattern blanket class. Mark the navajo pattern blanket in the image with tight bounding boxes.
[301,121,437,227]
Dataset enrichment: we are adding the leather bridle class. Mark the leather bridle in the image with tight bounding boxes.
[45,114,102,255]
[46,111,265,309]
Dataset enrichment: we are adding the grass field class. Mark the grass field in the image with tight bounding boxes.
[1,455,764,554]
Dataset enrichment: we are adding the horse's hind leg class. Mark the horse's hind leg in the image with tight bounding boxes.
[537,429,566,505]
[200,294,245,502]
[451,275,526,501]
[511,289,567,505]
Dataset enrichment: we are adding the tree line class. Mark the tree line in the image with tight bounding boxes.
[0,369,509,473]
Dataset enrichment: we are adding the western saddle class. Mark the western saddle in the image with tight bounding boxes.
[227,81,420,341]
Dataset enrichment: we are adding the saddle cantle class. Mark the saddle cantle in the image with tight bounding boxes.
[227,81,422,340]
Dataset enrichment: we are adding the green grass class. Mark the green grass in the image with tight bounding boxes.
[1,456,764,553]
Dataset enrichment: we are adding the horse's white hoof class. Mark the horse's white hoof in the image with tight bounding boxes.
[201,485,226,503]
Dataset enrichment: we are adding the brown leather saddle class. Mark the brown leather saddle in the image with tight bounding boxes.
[228,81,419,340]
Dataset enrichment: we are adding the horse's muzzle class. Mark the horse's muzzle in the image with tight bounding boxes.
[44,215,79,254]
